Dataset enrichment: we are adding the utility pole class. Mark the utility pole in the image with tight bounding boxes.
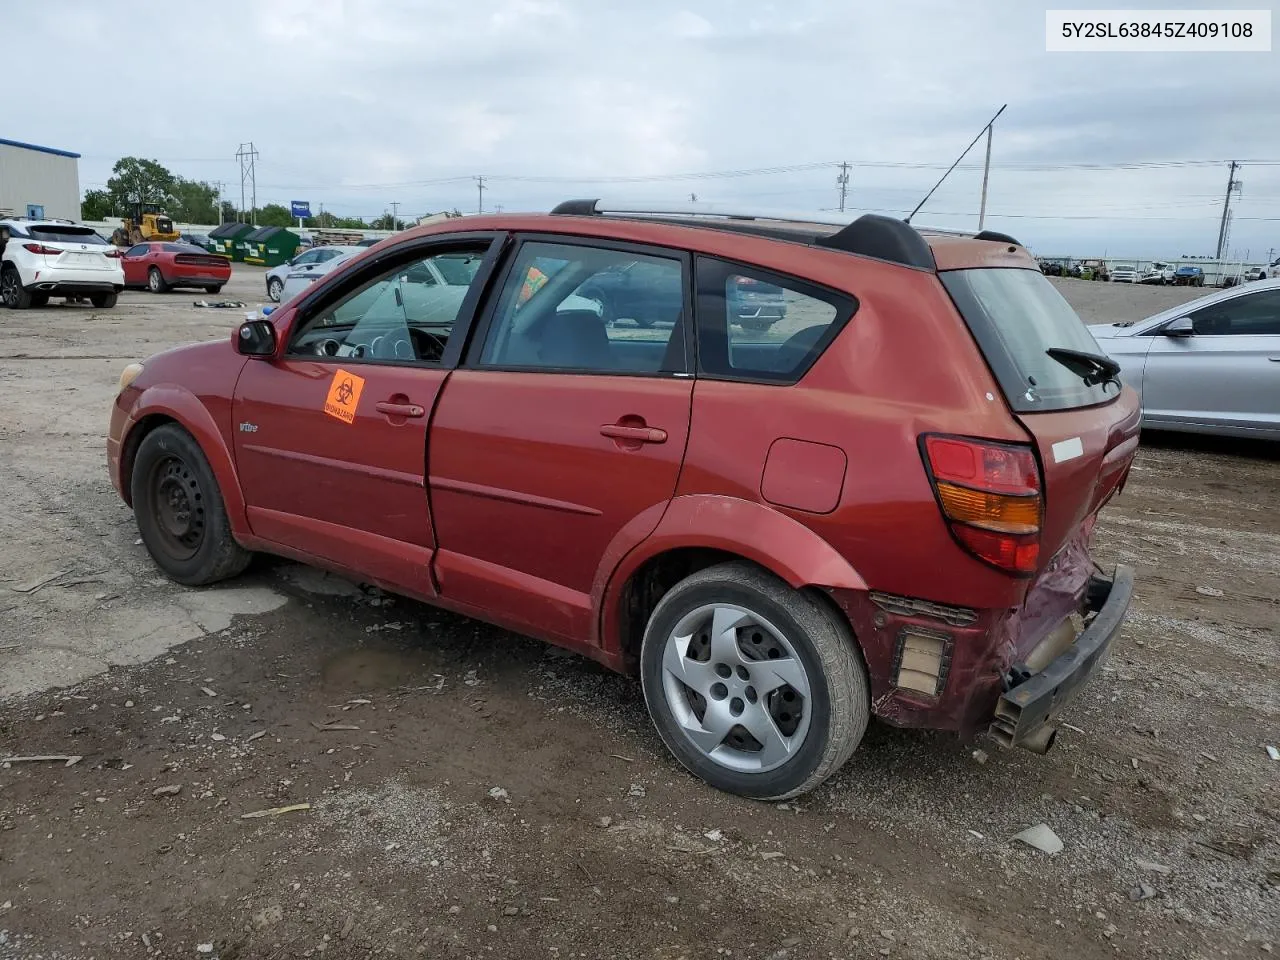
[978,124,994,230]
[390,201,400,230]
[475,176,486,214]
[236,142,259,225]
[212,180,224,224]
[836,162,850,213]
[1215,160,1240,260]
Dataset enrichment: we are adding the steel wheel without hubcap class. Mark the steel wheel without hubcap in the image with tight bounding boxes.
[148,456,205,563]
[662,603,812,773]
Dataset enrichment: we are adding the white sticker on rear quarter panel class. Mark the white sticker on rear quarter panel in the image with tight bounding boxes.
[1052,437,1084,463]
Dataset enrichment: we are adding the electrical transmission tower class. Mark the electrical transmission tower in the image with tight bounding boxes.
[236,142,259,225]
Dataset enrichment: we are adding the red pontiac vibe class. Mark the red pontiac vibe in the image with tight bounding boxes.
[121,241,231,294]
[107,202,1139,799]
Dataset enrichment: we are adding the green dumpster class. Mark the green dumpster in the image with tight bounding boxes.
[208,222,253,261]
[242,226,303,267]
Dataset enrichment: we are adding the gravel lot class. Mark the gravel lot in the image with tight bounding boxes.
[1,267,1276,959]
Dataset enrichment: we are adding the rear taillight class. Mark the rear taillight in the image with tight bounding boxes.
[23,243,63,256]
[922,435,1042,576]
[105,248,123,258]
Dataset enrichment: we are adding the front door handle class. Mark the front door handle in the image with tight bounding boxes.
[375,401,425,418]
[600,423,667,444]
[1269,357,1280,362]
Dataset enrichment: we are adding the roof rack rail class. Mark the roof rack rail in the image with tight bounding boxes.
[549,199,940,270]
[548,200,1020,270]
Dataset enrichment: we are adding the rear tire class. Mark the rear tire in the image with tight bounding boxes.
[148,267,169,293]
[30,293,49,308]
[640,562,869,800]
[207,285,223,294]
[1,266,32,309]
[738,318,776,333]
[90,292,118,309]
[131,424,251,586]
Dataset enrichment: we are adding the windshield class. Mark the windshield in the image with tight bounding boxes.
[942,268,1121,413]
[1113,264,1135,272]
[30,225,108,246]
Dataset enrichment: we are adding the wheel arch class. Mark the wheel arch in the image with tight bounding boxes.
[119,386,249,538]
[598,495,868,672]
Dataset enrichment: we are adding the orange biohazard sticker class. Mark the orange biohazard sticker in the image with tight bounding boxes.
[323,368,365,424]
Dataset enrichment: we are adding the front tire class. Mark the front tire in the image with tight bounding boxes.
[90,292,118,309]
[148,268,169,293]
[640,562,869,800]
[267,277,283,302]
[131,424,251,586]
[207,285,223,294]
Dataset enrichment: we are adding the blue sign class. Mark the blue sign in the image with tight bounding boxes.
[290,201,311,218]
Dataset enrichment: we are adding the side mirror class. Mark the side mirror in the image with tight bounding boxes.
[1163,317,1194,337]
[235,319,277,357]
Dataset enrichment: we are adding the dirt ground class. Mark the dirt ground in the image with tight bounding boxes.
[1,267,1276,960]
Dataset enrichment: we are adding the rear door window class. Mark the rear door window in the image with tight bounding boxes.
[695,257,855,383]
[942,268,1121,412]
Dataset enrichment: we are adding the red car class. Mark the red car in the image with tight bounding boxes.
[122,242,231,294]
[107,203,1139,799]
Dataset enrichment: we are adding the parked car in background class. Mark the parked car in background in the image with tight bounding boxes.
[277,249,360,304]
[1265,257,1280,279]
[1245,266,1267,282]
[108,203,1140,799]
[180,232,212,251]
[1094,277,1280,439]
[575,258,685,328]
[1140,262,1175,284]
[1,218,123,309]
[1172,265,1205,286]
[265,244,362,302]
[1109,264,1139,283]
[726,274,788,331]
[121,242,231,293]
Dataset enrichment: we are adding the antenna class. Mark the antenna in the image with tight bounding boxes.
[905,104,1006,224]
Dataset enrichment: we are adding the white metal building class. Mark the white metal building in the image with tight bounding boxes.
[0,137,81,221]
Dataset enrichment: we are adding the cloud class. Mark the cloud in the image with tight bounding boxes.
[6,0,1277,256]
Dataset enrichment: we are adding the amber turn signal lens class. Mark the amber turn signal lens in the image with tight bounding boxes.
[935,482,1040,534]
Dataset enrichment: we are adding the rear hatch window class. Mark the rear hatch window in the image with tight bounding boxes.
[30,225,108,246]
[941,268,1120,413]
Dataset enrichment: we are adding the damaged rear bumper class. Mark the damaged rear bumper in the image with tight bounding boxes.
[989,564,1134,751]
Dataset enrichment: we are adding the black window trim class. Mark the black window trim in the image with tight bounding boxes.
[460,232,696,379]
[282,230,508,372]
[693,255,859,386]
[1140,288,1280,337]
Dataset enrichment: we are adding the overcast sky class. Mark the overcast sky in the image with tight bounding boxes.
[9,0,1280,259]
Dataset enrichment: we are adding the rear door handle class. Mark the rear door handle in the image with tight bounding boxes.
[1269,357,1280,362]
[600,424,667,444]
[375,401,425,418]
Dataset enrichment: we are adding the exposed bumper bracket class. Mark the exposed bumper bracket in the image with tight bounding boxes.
[990,564,1134,751]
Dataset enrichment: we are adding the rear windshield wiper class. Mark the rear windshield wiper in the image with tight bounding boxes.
[1045,347,1121,387]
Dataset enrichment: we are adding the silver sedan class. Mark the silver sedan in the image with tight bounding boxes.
[1093,277,1280,439]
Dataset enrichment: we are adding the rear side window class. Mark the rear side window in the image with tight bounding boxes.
[695,257,854,383]
[942,268,1120,413]
[30,225,107,246]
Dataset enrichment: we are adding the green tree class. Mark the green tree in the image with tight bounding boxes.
[81,189,113,221]
[170,178,219,224]
[106,157,176,213]
[220,201,239,223]
[256,203,294,227]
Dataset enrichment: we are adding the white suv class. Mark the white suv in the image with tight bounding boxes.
[0,219,125,309]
